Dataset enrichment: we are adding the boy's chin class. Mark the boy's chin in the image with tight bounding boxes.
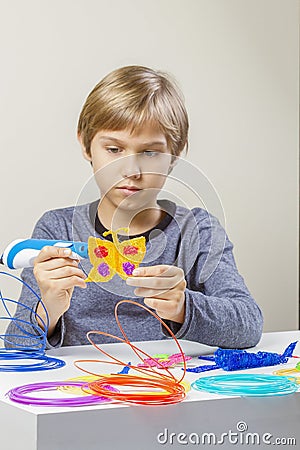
[116,196,158,212]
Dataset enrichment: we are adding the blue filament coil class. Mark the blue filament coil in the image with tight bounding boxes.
[191,374,299,397]
[0,271,65,371]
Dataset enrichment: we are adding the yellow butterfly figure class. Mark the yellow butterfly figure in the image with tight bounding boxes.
[85,228,146,283]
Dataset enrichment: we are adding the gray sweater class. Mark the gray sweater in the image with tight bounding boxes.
[5,200,263,349]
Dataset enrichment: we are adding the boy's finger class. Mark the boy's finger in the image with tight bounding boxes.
[143,297,172,314]
[132,265,179,278]
[37,257,79,270]
[47,266,86,281]
[134,287,173,298]
[127,275,180,289]
[52,276,87,290]
[34,246,74,264]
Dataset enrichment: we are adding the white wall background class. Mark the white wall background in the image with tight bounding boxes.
[0,0,299,346]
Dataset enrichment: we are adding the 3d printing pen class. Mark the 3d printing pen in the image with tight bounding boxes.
[0,239,88,269]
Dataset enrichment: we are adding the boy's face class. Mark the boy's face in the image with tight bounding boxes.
[81,121,174,213]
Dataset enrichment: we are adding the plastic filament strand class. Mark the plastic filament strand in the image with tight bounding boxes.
[6,381,117,407]
[191,374,299,397]
[0,271,65,371]
[74,299,187,406]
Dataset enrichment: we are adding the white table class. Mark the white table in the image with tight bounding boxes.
[0,331,299,450]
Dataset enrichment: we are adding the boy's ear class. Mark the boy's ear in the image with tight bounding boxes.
[78,134,92,163]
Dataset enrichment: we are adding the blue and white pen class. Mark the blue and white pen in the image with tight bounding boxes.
[0,239,88,269]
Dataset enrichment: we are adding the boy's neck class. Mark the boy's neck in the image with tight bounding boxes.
[97,200,165,235]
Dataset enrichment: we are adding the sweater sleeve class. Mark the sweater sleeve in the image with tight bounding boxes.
[4,211,65,350]
[163,213,263,349]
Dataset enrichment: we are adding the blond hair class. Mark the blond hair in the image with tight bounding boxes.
[77,65,188,156]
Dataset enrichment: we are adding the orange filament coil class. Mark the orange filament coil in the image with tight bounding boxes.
[86,375,186,405]
[61,375,190,398]
[73,300,189,406]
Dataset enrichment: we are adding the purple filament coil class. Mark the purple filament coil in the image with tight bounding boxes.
[7,381,116,407]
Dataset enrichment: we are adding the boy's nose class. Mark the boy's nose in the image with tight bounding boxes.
[121,154,141,179]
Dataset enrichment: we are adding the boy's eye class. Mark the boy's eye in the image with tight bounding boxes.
[107,147,121,154]
[142,150,158,157]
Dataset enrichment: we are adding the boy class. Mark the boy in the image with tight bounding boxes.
[6,65,263,349]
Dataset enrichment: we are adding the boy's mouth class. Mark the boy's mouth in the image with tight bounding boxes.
[117,185,142,196]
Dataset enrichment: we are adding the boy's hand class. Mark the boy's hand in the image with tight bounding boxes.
[33,246,86,336]
[126,265,186,324]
